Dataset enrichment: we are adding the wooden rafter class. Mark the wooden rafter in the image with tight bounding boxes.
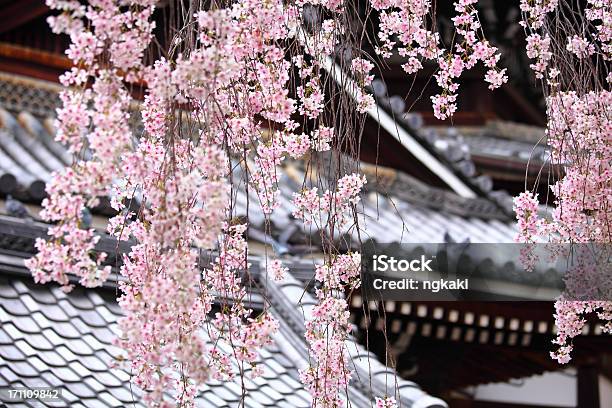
[0,41,71,70]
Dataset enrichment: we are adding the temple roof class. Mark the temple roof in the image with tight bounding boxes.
[0,221,447,408]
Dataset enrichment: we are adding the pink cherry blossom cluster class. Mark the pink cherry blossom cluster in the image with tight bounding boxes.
[267,259,288,281]
[375,396,398,408]
[512,191,541,273]
[111,135,231,405]
[520,0,560,30]
[520,1,559,80]
[434,1,506,115]
[585,0,612,73]
[516,0,612,364]
[552,300,611,364]
[371,0,506,119]
[298,80,326,119]
[27,0,155,291]
[300,253,362,407]
[205,224,279,377]
[292,173,367,225]
[546,91,612,243]
[521,0,611,81]
[546,92,612,363]
[515,90,612,363]
[525,33,552,78]
[566,35,596,58]
[513,191,540,242]
[314,253,361,290]
[350,57,376,112]
[312,126,334,152]
[293,172,366,405]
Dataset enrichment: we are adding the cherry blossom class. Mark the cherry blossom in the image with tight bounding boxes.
[300,254,362,408]
[376,396,398,408]
[515,0,612,363]
[33,0,605,405]
[372,0,506,119]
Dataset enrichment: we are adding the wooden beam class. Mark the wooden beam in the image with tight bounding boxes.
[0,0,48,34]
[500,83,547,127]
[0,42,71,70]
[577,364,600,408]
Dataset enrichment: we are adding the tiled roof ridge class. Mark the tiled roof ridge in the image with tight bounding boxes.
[299,153,511,221]
[0,71,514,220]
[483,120,546,144]
[0,214,564,300]
[0,72,61,118]
[369,78,518,215]
[358,161,510,221]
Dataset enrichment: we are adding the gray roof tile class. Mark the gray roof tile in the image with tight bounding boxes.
[27,356,48,373]
[35,350,65,367]
[39,304,70,322]
[79,355,110,372]
[94,371,123,388]
[0,328,12,344]
[13,313,40,333]
[24,285,57,305]
[41,329,64,347]
[65,381,98,399]
[209,384,241,402]
[0,282,18,298]
[70,317,92,335]
[3,323,24,340]
[10,361,38,377]
[65,291,95,310]
[40,372,63,387]
[54,345,77,362]
[84,376,106,393]
[258,385,284,402]
[201,391,229,407]
[75,309,107,327]
[98,391,125,407]
[0,344,25,361]
[68,361,90,377]
[2,298,30,315]
[80,334,107,351]
[107,385,140,403]
[48,321,81,339]
[59,388,79,404]
[52,366,80,382]
[80,398,111,408]
[284,393,311,407]
[11,279,32,295]
[30,312,52,329]
[242,396,267,408]
[55,300,78,318]
[14,340,36,357]
[19,294,40,312]
[0,366,19,383]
